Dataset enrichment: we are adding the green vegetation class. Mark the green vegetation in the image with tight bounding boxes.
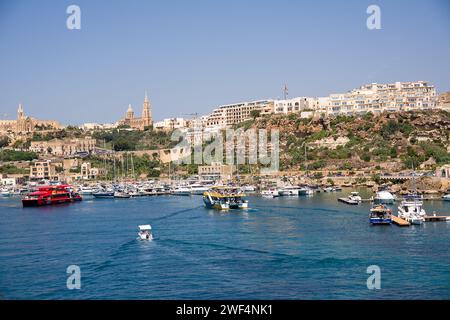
[0,149,38,161]
[0,164,28,174]
[92,129,174,151]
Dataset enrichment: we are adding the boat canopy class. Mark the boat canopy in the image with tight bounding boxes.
[138,225,152,231]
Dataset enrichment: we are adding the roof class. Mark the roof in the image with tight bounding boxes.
[138,225,152,231]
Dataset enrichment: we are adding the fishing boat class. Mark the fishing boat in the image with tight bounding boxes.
[22,185,82,207]
[261,188,280,198]
[397,195,425,225]
[203,187,248,210]
[138,224,153,240]
[369,204,392,225]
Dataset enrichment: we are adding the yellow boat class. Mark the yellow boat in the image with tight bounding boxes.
[203,186,249,210]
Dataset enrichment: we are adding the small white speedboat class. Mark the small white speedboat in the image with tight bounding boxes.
[138,224,153,240]
[442,194,450,201]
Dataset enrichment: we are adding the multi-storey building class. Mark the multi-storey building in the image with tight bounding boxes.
[326,81,437,116]
[205,100,274,128]
[29,137,97,156]
[154,118,187,131]
[29,160,59,180]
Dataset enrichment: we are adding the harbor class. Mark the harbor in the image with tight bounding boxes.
[1,185,449,299]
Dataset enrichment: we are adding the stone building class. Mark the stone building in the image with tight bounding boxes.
[0,104,60,133]
[29,137,97,156]
[119,93,153,130]
[80,162,106,180]
[29,160,60,180]
[198,162,235,181]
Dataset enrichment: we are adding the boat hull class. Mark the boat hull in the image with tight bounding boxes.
[93,193,114,199]
[370,218,392,225]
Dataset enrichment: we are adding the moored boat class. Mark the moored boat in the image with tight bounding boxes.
[114,191,131,198]
[172,186,191,196]
[279,185,300,196]
[261,188,279,198]
[397,195,425,225]
[93,190,115,198]
[369,204,392,225]
[374,190,395,204]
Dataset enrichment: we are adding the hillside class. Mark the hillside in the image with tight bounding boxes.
[240,110,450,172]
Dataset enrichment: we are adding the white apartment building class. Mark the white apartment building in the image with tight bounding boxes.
[327,81,437,116]
[154,117,187,131]
[206,100,274,128]
[200,80,438,128]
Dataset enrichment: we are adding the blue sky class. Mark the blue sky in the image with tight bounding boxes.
[0,0,449,125]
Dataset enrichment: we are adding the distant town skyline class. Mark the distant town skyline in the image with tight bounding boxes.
[1,0,449,125]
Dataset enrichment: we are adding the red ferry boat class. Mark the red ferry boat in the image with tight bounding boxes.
[22,185,82,207]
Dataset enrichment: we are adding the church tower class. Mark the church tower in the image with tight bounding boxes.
[141,91,152,128]
[126,104,134,119]
[17,104,24,120]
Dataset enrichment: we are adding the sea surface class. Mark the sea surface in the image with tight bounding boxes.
[0,189,449,299]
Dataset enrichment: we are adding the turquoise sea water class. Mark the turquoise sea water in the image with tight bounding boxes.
[0,189,449,299]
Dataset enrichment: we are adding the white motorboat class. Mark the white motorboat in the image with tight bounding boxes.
[172,186,191,196]
[348,191,362,202]
[279,186,300,196]
[397,196,426,225]
[241,185,256,193]
[261,188,280,198]
[138,224,153,240]
[0,188,12,197]
[374,190,395,204]
[114,191,131,198]
[189,184,209,195]
[442,194,450,201]
[78,186,96,195]
[299,187,314,196]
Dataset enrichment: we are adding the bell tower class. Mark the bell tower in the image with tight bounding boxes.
[142,91,152,128]
[17,104,24,120]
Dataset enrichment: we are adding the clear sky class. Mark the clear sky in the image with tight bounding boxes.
[0,0,449,125]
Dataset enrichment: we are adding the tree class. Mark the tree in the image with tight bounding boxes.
[0,136,9,148]
[250,110,261,120]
